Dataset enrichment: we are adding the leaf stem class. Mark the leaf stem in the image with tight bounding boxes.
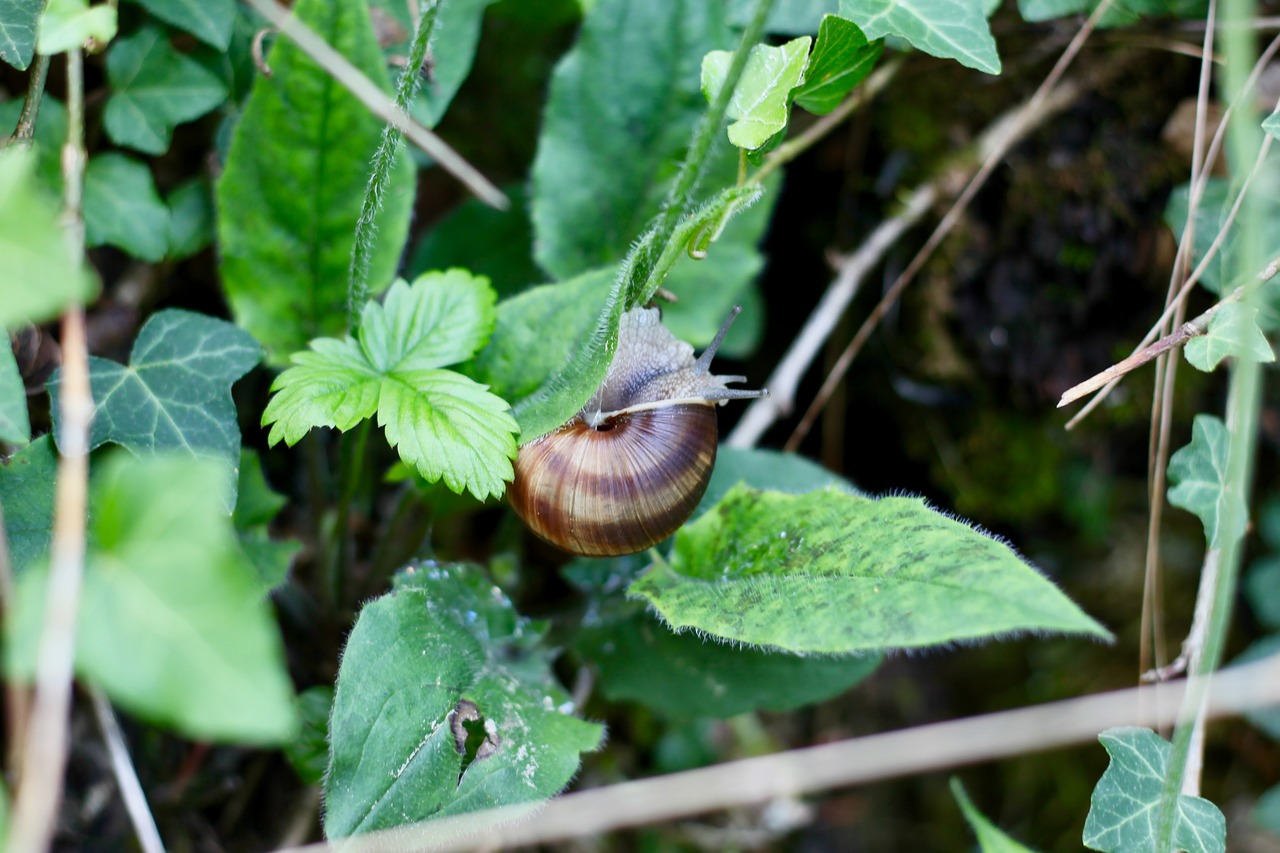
[12,52,51,146]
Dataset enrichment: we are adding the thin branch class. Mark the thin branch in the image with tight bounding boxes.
[89,688,166,853]
[240,0,507,210]
[11,52,51,145]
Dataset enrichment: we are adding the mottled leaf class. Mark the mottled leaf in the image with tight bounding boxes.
[234,449,298,591]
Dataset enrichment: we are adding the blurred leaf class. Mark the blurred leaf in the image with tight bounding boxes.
[83,153,170,261]
[0,341,29,445]
[48,310,263,513]
[1017,0,1088,20]
[701,36,811,150]
[324,563,603,838]
[1184,303,1274,371]
[1266,107,1280,141]
[8,454,297,743]
[1167,414,1245,549]
[0,148,93,330]
[408,185,541,298]
[0,96,66,188]
[285,686,333,784]
[0,436,56,574]
[1231,635,1280,740]
[216,0,415,363]
[167,178,215,260]
[37,0,117,55]
[234,449,298,591]
[631,484,1110,654]
[728,0,838,33]
[1256,784,1280,835]
[1245,555,1280,630]
[952,778,1041,852]
[0,0,40,69]
[104,25,228,155]
[263,272,518,502]
[1083,727,1225,853]
[793,15,882,115]
[123,0,235,49]
[838,0,999,74]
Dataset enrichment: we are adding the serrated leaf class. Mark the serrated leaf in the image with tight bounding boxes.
[0,0,40,69]
[1184,303,1274,371]
[48,310,263,512]
[324,564,603,839]
[630,484,1110,654]
[838,0,1000,74]
[1083,727,1225,853]
[285,686,333,784]
[123,0,235,49]
[83,153,169,261]
[793,15,883,115]
[166,178,214,260]
[263,273,518,501]
[952,778,1041,852]
[1167,414,1246,548]
[37,0,117,55]
[0,339,29,445]
[216,0,415,364]
[0,436,56,574]
[104,25,228,155]
[0,148,94,330]
[701,36,811,150]
[7,454,297,743]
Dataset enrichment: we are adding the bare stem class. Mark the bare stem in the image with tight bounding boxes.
[90,688,166,853]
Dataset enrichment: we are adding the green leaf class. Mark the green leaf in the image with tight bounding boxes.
[952,778,1041,852]
[793,15,883,115]
[0,96,66,189]
[0,148,94,330]
[8,454,297,743]
[1245,555,1280,631]
[698,446,857,519]
[0,340,29,445]
[166,178,214,260]
[837,0,1000,74]
[1265,108,1280,141]
[324,564,603,838]
[285,686,333,784]
[83,153,170,261]
[630,484,1110,654]
[37,0,117,54]
[1083,727,1225,853]
[0,0,40,69]
[701,36,811,150]
[729,0,839,34]
[1017,0,1087,20]
[234,449,298,591]
[263,272,518,501]
[1184,303,1275,371]
[48,309,263,512]
[216,0,415,364]
[530,0,734,279]
[575,606,879,719]
[1167,414,1245,549]
[0,436,57,574]
[1256,784,1280,835]
[104,25,228,155]
[123,0,235,49]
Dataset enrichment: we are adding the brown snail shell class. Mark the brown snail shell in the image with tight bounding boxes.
[508,306,765,557]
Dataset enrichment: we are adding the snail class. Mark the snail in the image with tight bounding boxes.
[508,305,766,557]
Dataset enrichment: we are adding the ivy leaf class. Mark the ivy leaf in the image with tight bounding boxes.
[48,309,263,512]
[83,153,170,261]
[952,778,1041,852]
[7,454,297,744]
[1184,303,1275,372]
[37,0,117,55]
[701,36,811,150]
[166,178,214,260]
[1083,727,1225,853]
[217,0,415,364]
[630,484,1110,654]
[0,336,29,445]
[1167,414,1246,549]
[837,0,1000,75]
[793,15,883,115]
[1265,107,1280,141]
[0,148,94,330]
[123,0,235,50]
[263,272,518,502]
[0,436,57,575]
[104,25,228,155]
[0,0,40,70]
[234,449,299,591]
[324,564,603,839]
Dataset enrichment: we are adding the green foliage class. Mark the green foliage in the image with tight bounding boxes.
[0,0,40,70]
[0,334,29,446]
[37,0,117,55]
[837,0,1000,74]
[233,449,300,591]
[631,484,1110,654]
[216,0,415,363]
[792,15,883,115]
[7,454,297,743]
[0,436,57,574]
[1265,107,1280,140]
[952,778,1041,852]
[702,36,812,150]
[1167,414,1246,548]
[83,153,169,261]
[1083,727,1225,853]
[48,309,263,512]
[409,185,541,298]
[165,178,215,260]
[123,0,236,50]
[324,564,603,839]
[263,272,519,501]
[1256,784,1280,836]
[1184,303,1274,371]
[285,686,333,784]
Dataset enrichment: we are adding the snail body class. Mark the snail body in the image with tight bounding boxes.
[508,306,765,557]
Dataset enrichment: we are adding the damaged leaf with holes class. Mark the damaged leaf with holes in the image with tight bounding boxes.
[324,563,603,839]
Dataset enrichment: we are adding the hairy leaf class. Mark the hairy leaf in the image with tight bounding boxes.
[83,153,170,261]
[0,436,57,574]
[837,0,1000,74]
[0,0,40,69]
[1245,555,1280,631]
[1184,303,1274,371]
[1167,414,1246,549]
[123,0,235,49]
[701,36,811,150]
[793,15,882,114]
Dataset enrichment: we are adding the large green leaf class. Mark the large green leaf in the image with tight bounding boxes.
[83,153,170,261]
[1167,414,1245,549]
[792,15,883,115]
[47,309,263,512]
[8,454,297,743]
[216,0,415,364]
[837,0,1000,74]
[701,36,811,150]
[324,564,603,839]
[123,0,235,49]
[631,484,1110,653]
[0,340,29,445]
[0,436,57,574]
[952,778,1041,852]
[104,25,228,155]
[1083,727,1225,853]
[0,0,40,70]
